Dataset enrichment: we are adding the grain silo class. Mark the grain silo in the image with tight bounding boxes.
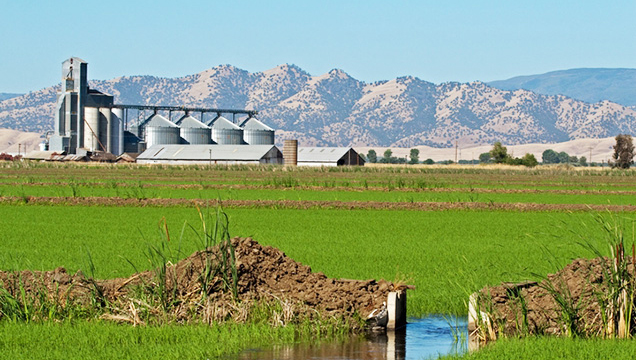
[143,114,180,147]
[111,108,125,155]
[209,116,243,145]
[240,117,275,145]
[177,115,212,145]
[84,107,101,151]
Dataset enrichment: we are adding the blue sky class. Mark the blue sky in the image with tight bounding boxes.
[1,0,635,93]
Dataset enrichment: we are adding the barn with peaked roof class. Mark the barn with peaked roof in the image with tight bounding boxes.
[296,147,365,166]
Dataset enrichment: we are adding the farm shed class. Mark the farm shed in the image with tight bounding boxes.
[297,147,365,166]
[136,144,283,165]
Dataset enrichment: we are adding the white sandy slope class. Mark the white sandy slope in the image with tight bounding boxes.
[0,128,43,155]
[355,137,618,164]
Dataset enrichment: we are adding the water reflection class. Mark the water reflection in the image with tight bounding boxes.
[231,315,467,360]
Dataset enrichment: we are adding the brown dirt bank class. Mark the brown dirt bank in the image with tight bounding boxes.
[2,195,636,212]
[476,256,636,338]
[0,237,395,326]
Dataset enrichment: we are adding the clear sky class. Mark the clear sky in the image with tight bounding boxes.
[1,0,635,93]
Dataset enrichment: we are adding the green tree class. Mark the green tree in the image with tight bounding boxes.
[521,153,538,167]
[409,148,420,164]
[542,149,559,164]
[579,156,587,167]
[381,149,394,163]
[557,151,570,164]
[423,158,434,165]
[489,142,510,164]
[612,134,635,169]
[479,152,492,163]
[367,150,377,163]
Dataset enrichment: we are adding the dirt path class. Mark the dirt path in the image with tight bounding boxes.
[2,195,636,212]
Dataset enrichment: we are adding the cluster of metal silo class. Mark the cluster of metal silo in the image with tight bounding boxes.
[133,114,275,148]
[82,106,125,155]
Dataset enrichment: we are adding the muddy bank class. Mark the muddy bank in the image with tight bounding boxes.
[0,237,395,327]
[474,256,635,338]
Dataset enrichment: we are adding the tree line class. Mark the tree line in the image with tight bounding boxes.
[362,134,635,168]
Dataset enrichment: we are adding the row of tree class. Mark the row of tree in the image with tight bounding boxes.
[366,149,425,164]
[478,142,538,167]
[363,134,635,168]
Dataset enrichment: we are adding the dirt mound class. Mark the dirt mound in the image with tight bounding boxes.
[0,237,394,326]
[476,256,635,337]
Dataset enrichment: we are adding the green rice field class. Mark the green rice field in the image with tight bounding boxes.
[1,162,636,359]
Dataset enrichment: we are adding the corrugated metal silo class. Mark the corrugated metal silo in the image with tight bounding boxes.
[240,117,275,145]
[178,115,212,144]
[99,108,111,153]
[143,114,180,147]
[84,107,101,151]
[210,116,243,145]
[111,108,125,156]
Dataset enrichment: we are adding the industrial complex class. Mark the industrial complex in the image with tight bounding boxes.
[30,57,364,166]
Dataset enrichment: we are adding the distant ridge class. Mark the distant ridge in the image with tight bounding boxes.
[0,93,22,102]
[1,65,635,147]
[488,68,636,107]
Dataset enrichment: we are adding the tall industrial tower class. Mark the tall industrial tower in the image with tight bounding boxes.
[50,57,117,155]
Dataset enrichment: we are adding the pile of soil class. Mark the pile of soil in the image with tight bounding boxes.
[477,257,635,337]
[0,237,395,325]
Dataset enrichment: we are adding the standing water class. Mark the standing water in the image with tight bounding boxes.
[231,315,468,360]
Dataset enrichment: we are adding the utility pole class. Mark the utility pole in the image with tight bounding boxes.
[455,141,458,163]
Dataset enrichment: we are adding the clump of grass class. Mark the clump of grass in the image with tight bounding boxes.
[190,204,238,300]
[579,212,636,339]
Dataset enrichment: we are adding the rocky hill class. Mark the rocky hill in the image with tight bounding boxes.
[488,68,636,108]
[1,65,635,147]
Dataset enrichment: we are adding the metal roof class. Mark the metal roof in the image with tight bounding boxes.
[297,147,354,163]
[177,115,209,129]
[138,144,280,161]
[240,117,274,131]
[209,116,241,130]
[145,114,179,128]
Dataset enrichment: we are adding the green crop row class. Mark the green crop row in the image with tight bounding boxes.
[3,182,636,206]
[4,162,636,191]
[0,320,304,359]
[442,337,636,360]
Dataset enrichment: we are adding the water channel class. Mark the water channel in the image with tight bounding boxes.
[230,316,468,360]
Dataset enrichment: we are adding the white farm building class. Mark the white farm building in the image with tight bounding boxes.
[137,144,283,165]
[297,147,365,167]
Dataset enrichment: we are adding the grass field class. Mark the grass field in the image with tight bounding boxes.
[1,162,636,359]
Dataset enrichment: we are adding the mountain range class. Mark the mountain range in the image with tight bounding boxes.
[488,68,636,108]
[1,65,635,147]
[0,93,22,102]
